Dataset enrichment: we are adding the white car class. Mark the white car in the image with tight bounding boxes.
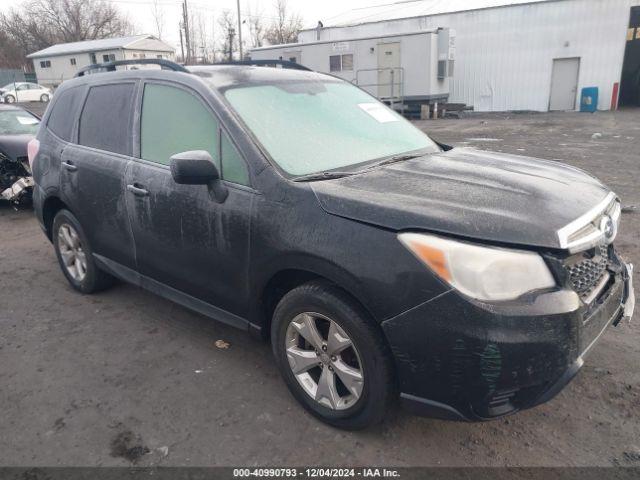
[0,82,52,104]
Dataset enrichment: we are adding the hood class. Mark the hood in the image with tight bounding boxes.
[0,134,33,161]
[310,148,611,250]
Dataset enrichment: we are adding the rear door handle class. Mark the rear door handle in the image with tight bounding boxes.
[62,161,77,172]
[127,184,149,197]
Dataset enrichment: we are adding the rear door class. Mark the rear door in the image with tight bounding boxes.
[125,81,254,319]
[59,81,138,269]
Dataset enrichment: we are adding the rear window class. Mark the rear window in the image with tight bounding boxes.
[47,86,84,141]
[78,83,135,155]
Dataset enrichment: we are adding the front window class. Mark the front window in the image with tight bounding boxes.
[0,110,40,135]
[223,79,439,176]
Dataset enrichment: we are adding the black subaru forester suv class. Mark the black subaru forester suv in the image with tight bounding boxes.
[29,60,635,429]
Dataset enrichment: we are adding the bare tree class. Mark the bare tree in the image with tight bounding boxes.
[0,31,25,69]
[264,0,303,45]
[217,10,237,62]
[151,0,165,40]
[245,3,266,48]
[0,0,134,68]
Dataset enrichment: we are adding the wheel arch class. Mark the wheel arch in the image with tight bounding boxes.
[42,195,69,241]
[255,258,380,341]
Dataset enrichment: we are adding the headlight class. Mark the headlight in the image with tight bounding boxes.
[398,233,556,301]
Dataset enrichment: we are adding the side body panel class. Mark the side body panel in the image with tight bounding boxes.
[125,160,254,318]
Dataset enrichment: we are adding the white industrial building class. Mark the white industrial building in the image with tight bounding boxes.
[27,35,175,88]
[251,0,640,112]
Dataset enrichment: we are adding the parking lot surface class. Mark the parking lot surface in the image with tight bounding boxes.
[1,106,639,466]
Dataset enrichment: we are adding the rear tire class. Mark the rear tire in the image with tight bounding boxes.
[271,281,395,429]
[52,209,115,293]
[40,94,50,103]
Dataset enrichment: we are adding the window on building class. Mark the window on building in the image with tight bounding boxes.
[341,54,353,71]
[141,84,219,167]
[156,55,163,59]
[47,86,84,142]
[221,131,250,186]
[102,53,115,62]
[289,57,297,63]
[79,83,136,155]
[39,60,51,68]
[329,55,341,72]
[89,53,97,64]
[329,54,353,72]
[70,58,76,66]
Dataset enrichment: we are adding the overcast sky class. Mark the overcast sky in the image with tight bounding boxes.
[0,0,387,52]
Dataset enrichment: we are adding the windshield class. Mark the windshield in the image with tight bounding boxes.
[223,80,439,176]
[0,110,40,135]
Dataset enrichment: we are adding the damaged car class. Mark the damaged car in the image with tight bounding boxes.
[0,104,39,204]
[31,60,635,429]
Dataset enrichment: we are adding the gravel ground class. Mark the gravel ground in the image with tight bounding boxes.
[0,106,639,467]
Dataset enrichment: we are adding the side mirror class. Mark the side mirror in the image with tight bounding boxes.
[169,150,228,203]
[170,150,219,185]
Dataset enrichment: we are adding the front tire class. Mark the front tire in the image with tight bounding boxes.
[4,94,15,104]
[52,209,115,293]
[271,281,395,429]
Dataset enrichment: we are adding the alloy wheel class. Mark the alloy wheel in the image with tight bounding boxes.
[57,223,87,282]
[285,312,364,410]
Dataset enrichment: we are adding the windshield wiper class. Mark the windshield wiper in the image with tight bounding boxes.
[293,153,427,182]
[292,171,360,182]
[367,153,425,170]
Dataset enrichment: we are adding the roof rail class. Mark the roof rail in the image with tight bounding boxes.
[75,59,189,77]
[214,59,311,71]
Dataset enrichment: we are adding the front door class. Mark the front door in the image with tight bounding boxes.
[377,42,401,99]
[549,58,580,111]
[125,81,253,319]
[59,82,137,269]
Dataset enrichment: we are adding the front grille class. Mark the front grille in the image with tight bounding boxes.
[564,244,610,300]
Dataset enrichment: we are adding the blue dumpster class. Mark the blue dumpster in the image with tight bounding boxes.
[580,87,598,113]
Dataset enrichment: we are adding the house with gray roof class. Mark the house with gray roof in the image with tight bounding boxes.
[27,35,175,88]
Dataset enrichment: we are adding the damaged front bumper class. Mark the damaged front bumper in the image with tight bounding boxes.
[382,258,635,421]
[1,176,34,203]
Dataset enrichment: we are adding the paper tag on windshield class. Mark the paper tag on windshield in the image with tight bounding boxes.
[17,116,38,125]
[358,103,399,123]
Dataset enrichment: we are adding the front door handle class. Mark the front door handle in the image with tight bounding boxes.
[127,184,149,197]
[62,161,77,172]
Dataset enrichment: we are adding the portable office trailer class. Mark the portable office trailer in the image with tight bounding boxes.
[249,29,454,109]
[295,0,640,112]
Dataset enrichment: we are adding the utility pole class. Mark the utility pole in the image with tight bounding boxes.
[179,23,185,62]
[236,0,243,60]
[228,28,236,62]
[182,0,192,64]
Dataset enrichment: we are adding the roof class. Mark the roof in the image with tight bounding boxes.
[188,65,335,91]
[317,0,556,28]
[252,29,437,51]
[27,35,174,59]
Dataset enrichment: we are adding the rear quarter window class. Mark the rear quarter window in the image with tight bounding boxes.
[47,86,84,141]
[78,83,136,156]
